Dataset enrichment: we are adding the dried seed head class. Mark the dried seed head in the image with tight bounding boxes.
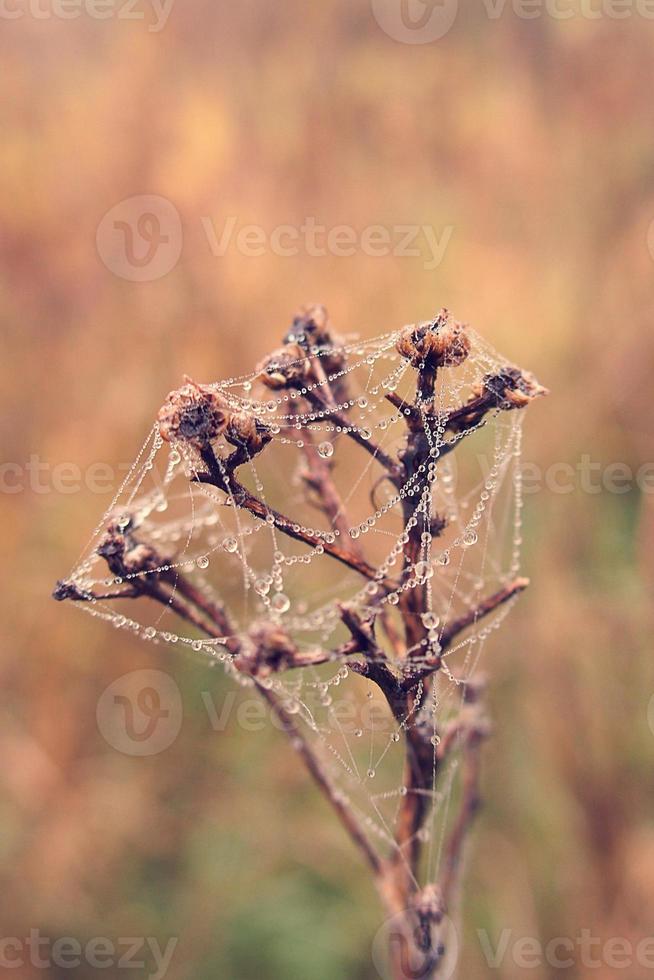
[411,884,444,925]
[52,579,90,602]
[397,310,470,369]
[226,411,273,455]
[257,343,310,390]
[236,621,298,677]
[286,303,345,366]
[286,303,331,346]
[97,525,160,577]
[480,366,548,409]
[158,380,230,448]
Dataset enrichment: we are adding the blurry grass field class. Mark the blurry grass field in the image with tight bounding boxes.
[2,4,654,977]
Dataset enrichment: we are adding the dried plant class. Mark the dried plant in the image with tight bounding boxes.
[54,304,546,979]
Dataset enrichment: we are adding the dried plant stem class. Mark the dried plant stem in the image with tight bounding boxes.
[55,306,546,980]
[195,447,385,584]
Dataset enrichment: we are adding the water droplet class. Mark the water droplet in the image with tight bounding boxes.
[414,560,432,580]
[255,578,270,596]
[387,592,399,605]
[391,732,401,743]
[357,396,368,408]
[117,514,130,531]
[360,427,372,440]
[223,536,238,553]
[196,555,210,569]
[271,593,290,613]
[317,441,334,459]
[354,729,363,738]
[421,612,440,630]
[144,627,156,639]
[463,530,478,547]
[367,768,376,779]
[349,527,360,539]
[192,640,203,652]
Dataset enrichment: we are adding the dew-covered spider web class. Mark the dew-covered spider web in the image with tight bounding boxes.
[60,309,540,890]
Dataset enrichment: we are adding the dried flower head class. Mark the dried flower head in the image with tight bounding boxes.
[286,302,345,366]
[480,366,548,409]
[411,883,444,926]
[257,343,310,390]
[226,411,273,455]
[397,310,470,369]
[97,525,160,578]
[158,380,230,448]
[286,303,331,346]
[236,621,298,677]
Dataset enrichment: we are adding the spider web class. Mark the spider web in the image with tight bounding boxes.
[62,315,528,888]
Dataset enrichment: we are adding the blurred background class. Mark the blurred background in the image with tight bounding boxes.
[2,2,654,977]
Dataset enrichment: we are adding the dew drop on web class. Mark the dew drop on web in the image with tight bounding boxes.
[271,593,290,613]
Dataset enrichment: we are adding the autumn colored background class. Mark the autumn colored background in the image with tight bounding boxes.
[2,2,654,977]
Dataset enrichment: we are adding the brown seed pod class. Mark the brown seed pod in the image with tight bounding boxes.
[226,411,272,455]
[157,380,230,448]
[97,526,161,577]
[256,343,310,390]
[480,366,548,409]
[397,310,470,369]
